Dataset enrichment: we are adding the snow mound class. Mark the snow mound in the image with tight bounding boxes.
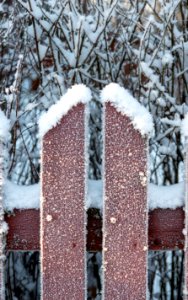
[39,84,92,138]
[149,182,184,210]
[101,83,154,136]
[0,110,10,141]
[3,180,40,211]
[181,113,188,139]
[3,179,184,212]
[87,180,103,210]
[162,52,174,67]
[3,179,103,212]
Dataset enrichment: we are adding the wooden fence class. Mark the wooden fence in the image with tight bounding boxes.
[2,84,187,299]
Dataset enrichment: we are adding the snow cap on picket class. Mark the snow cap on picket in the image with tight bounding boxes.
[101,83,154,136]
[0,110,10,141]
[39,84,92,138]
[181,113,188,140]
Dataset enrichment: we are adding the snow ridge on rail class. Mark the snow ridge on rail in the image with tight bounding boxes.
[3,180,185,212]
[38,84,92,138]
[101,83,154,136]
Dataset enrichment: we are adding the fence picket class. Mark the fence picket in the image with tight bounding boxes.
[103,102,148,300]
[185,151,188,300]
[41,103,87,300]
[0,142,5,300]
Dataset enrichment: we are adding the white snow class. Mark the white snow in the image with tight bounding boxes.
[140,62,165,92]
[0,221,8,235]
[39,44,48,61]
[0,110,10,141]
[162,52,174,67]
[3,179,103,212]
[3,180,40,211]
[101,83,154,136]
[181,113,188,139]
[3,179,185,212]
[38,84,92,138]
[86,180,103,210]
[148,182,184,210]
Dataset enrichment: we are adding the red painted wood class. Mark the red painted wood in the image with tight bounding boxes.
[103,103,148,300]
[87,208,102,252]
[5,209,40,251]
[185,157,188,300]
[0,142,5,299]
[149,208,184,250]
[41,104,87,300]
[5,208,185,251]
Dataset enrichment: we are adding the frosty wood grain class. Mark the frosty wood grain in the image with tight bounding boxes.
[41,104,87,300]
[103,103,148,300]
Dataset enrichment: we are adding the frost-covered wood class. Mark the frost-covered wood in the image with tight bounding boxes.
[41,104,88,300]
[103,103,148,300]
[5,209,40,251]
[0,142,5,300]
[149,208,184,250]
[185,149,188,300]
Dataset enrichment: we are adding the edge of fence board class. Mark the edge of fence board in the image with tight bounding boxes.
[5,208,184,251]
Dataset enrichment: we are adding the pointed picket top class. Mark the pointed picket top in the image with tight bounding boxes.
[41,86,90,299]
[102,84,150,300]
[101,83,153,136]
[38,84,92,138]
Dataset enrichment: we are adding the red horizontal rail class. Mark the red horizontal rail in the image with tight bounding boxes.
[5,207,184,252]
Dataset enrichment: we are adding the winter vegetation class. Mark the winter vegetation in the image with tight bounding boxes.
[1,0,188,298]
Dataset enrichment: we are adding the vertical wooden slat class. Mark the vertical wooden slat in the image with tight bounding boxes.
[0,142,5,300]
[103,103,148,300]
[185,148,188,299]
[41,104,87,300]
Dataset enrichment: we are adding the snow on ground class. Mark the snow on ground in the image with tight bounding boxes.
[3,179,184,212]
[38,84,91,138]
[101,83,154,136]
[0,110,10,141]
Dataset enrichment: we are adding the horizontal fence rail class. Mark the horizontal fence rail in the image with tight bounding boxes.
[5,207,184,252]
